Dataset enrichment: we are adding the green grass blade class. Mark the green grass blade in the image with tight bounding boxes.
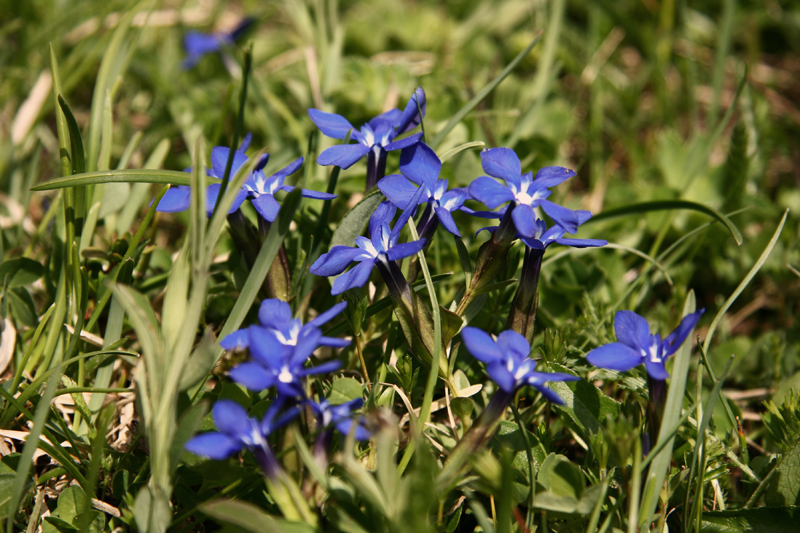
[589,199,743,245]
[31,169,215,191]
[430,32,543,149]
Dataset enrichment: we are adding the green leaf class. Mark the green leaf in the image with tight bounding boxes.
[328,377,364,405]
[439,141,485,162]
[200,499,314,533]
[538,453,585,500]
[547,365,620,436]
[178,330,217,391]
[7,287,38,328]
[168,401,208,477]
[30,169,213,191]
[0,258,44,288]
[490,420,547,476]
[700,506,800,533]
[589,199,743,245]
[133,486,171,533]
[767,440,800,506]
[330,189,385,248]
[57,96,85,175]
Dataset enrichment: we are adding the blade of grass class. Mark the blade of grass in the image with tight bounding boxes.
[31,169,217,191]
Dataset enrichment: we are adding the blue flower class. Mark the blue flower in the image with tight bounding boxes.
[184,399,297,460]
[468,147,584,236]
[308,88,426,188]
[307,398,370,440]
[378,142,484,238]
[221,299,350,352]
[228,326,342,397]
[182,18,254,69]
[586,309,705,380]
[155,134,335,221]
[461,327,578,403]
[518,213,607,250]
[309,201,426,295]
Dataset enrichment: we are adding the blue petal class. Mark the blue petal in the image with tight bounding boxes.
[439,188,467,212]
[258,299,293,330]
[614,311,651,352]
[319,336,351,348]
[331,260,375,295]
[229,361,275,391]
[519,236,545,250]
[310,246,362,276]
[461,327,502,363]
[475,225,499,238]
[251,193,281,222]
[368,109,403,131]
[183,31,221,56]
[387,238,426,261]
[644,358,670,381]
[468,177,515,209]
[248,327,286,368]
[205,183,248,216]
[308,109,355,139]
[435,207,461,237]
[378,174,420,209]
[268,157,303,184]
[553,238,608,248]
[317,143,370,169]
[540,200,582,234]
[486,360,516,393]
[212,400,251,439]
[533,166,576,188]
[211,147,249,180]
[460,206,505,219]
[335,419,371,440]
[292,327,324,364]
[291,187,337,200]
[299,359,342,377]
[586,342,642,372]
[220,329,250,350]
[532,384,568,405]
[238,133,252,152]
[662,309,704,357]
[369,201,397,238]
[496,331,531,360]
[399,142,441,187]
[481,148,522,188]
[396,87,426,134]
[307,301,348,328]
[511,204,538,238]
[185,432,242,459]
[155,186,191,212]
[255,153,270,171]
[384,132,423,152]
[389,189,425,244]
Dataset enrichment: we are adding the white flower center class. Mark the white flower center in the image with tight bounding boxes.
[278,367,294,383]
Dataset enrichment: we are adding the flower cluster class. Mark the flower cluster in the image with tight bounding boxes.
[182,18,254,69]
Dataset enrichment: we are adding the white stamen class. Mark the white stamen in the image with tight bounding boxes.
[278,367,293,383]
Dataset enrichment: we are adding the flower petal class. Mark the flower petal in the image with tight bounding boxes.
[317,143,371,168]
[586,342,642,372]
[435,207,461,237]
[662,309,704,357]
[440,188,467,211]
[496,330,531,360]
[378,174,420,209]
[540,200,582,234]
[210,147,249,180]
[553,238,608,248]
[212,400,251,438]
[248,327,286,367]
[220,329,250,350]
[331,260,375,295]
[461,327,502,363]
[319,336,351,348]
[399,142,441,188]
[258,299,293,330]
[460,206,505,219]
[532,384,568,405]
[310,246,362,277]
[307,301,349,328]
[643,358,670,381]
[387,238,426,261]
[268,157,303,184]
[481,148,522,188]
[468,177,515,209]
[292,327,324,364]
[614,310,651,351]
[486,360,516,393]
[308,109,355,139]
[369,201,397,238]
[288,187,337,200]
[205,183,248,216]
[298,359,342,377]
[155,186,191,212]
[384,132,423,152]
[533,166,576,188]
[185,432,242,459]
[511,204,539,238]
[396,87,426,134]
[229,361,275,391]
[251,193,281,222]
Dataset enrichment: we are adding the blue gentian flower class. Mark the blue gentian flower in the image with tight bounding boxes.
[307,398,370,440]
[156,134,335,221]
[468,147,584,235]
[184,398,297,477]
[221,299,350,351]
[228,326,342,397]
[182,18,254,69]
[461,327,578,403]
[308,88,426,189]
[378,142,490,239]
[518,212,607,250]
[586,309,705,380]
[309,201,426,295]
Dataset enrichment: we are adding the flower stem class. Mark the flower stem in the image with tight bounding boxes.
[455,207,517,317]
[506,247,544,344]
[258,217,291,300]
[646,375,667,451]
